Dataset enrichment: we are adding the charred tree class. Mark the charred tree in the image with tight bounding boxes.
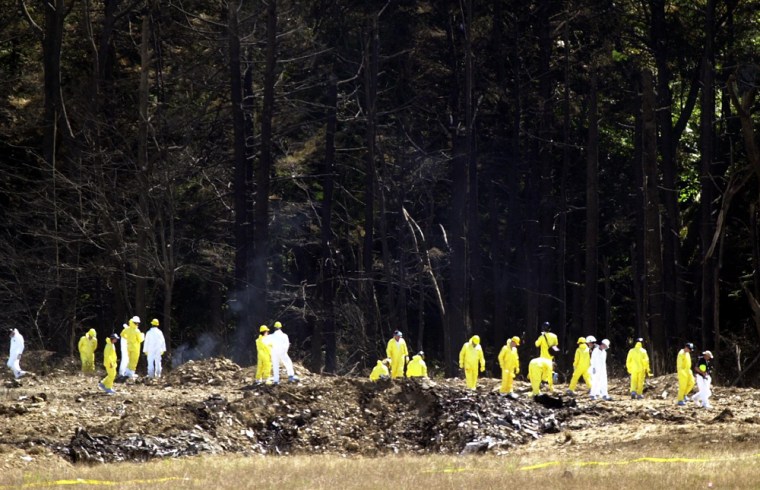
[584,72,599,338]
[699,0,718,351]
[228,0,254,363]
[252,0,277,339]
[641,69,667,371]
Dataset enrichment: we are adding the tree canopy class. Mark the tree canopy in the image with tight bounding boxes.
[1,0,759,383]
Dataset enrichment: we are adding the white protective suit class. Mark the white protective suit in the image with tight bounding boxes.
[589,344,609,399]
[266,326,295,383]
[119,324,129,376]
[143,326,166,378]
[695,373,712,408]
[7,329,25,378]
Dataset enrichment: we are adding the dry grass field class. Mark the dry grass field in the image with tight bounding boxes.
[2,449,758,489]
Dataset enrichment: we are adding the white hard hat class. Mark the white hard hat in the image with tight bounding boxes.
[585,335,597,343]
[131,316,141,323]
[601,339,610,347]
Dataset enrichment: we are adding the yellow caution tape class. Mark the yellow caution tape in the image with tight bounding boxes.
[520,453,760,471]
[1,476,189,488]
[422,466,491,474]
[424,452,760,474]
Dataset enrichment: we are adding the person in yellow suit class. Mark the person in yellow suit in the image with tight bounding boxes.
[121,316,144,378]
[256,325,273,384]
[534,322,559,390]
[528,356,553,396]
[567,337,592,396]
[535,322,559,359]
[406,351,428,378]
[677,342,695,406]
[386,330,409,379]
[98,333,120,395]
[626,337,652,399]
[459,335,486,390]
[78,328,98,374]
[369,358,390,381]
[498,336,520,397]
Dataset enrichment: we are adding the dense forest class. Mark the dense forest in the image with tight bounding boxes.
[1,0,759,382]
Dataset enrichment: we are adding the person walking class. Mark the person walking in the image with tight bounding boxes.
[590,339,612,400]
[459,335,486,390]
[143,319,167,378]
[693,350,714,409]
[98,333,120,395]
[626,338,652,399]
[676,342,696,406]
[498,337,521,397]
[386,330,409,379]
[528,356,553,396]
[256,325,272,384]
[7,328,26,379]
[268,321,299,384]
[78,328,98,374]
[406,351,428,378]
[567,337,592,396]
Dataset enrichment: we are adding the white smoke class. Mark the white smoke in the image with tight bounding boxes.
[171,332,221,368]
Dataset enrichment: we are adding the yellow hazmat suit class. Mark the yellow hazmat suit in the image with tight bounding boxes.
[568,337,591,392]
[369,360,390,381]
[386,334,409,379]
[535,331,559,360]
[256,326,272,382]
[626,340,652,396]
[101,337,118,390]
[528,357,553,395]
[459,336,486,390]
[406,354,428,377]
[78,329,98,373]
[498,337,520,394]
[535,330,558,390]
[122,319,144,372]
[677,346,695,403]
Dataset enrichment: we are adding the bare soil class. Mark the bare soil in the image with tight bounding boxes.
[2,352,759,471]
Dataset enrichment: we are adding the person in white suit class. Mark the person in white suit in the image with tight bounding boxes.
[119,323,129,377]
[590,338,612,401]
[266,321,298,384]
[143,318,167,378]
[7,328,26,379]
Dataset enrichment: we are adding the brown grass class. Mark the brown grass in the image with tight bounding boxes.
[2,448,758,489]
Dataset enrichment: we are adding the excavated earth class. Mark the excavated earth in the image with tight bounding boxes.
[1,351,759,470]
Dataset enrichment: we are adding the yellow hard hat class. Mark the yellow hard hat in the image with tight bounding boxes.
[87,328,97,338]
[151,318,159,326]
[511,336,521,346]
[259,325,269,333]
[471,335,480,345]
[274,321,283,329]
[577,336,587,344]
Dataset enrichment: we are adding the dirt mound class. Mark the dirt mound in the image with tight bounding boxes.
[1,353,759,468]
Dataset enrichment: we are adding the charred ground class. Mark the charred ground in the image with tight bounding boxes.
[1,352,759,470]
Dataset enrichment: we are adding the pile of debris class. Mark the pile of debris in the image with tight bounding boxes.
[1,356,593,465]
[209,377,578,456]
[59,427,225,464]
[165,358,243,386]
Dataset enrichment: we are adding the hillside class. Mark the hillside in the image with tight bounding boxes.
[1,353,759,470]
